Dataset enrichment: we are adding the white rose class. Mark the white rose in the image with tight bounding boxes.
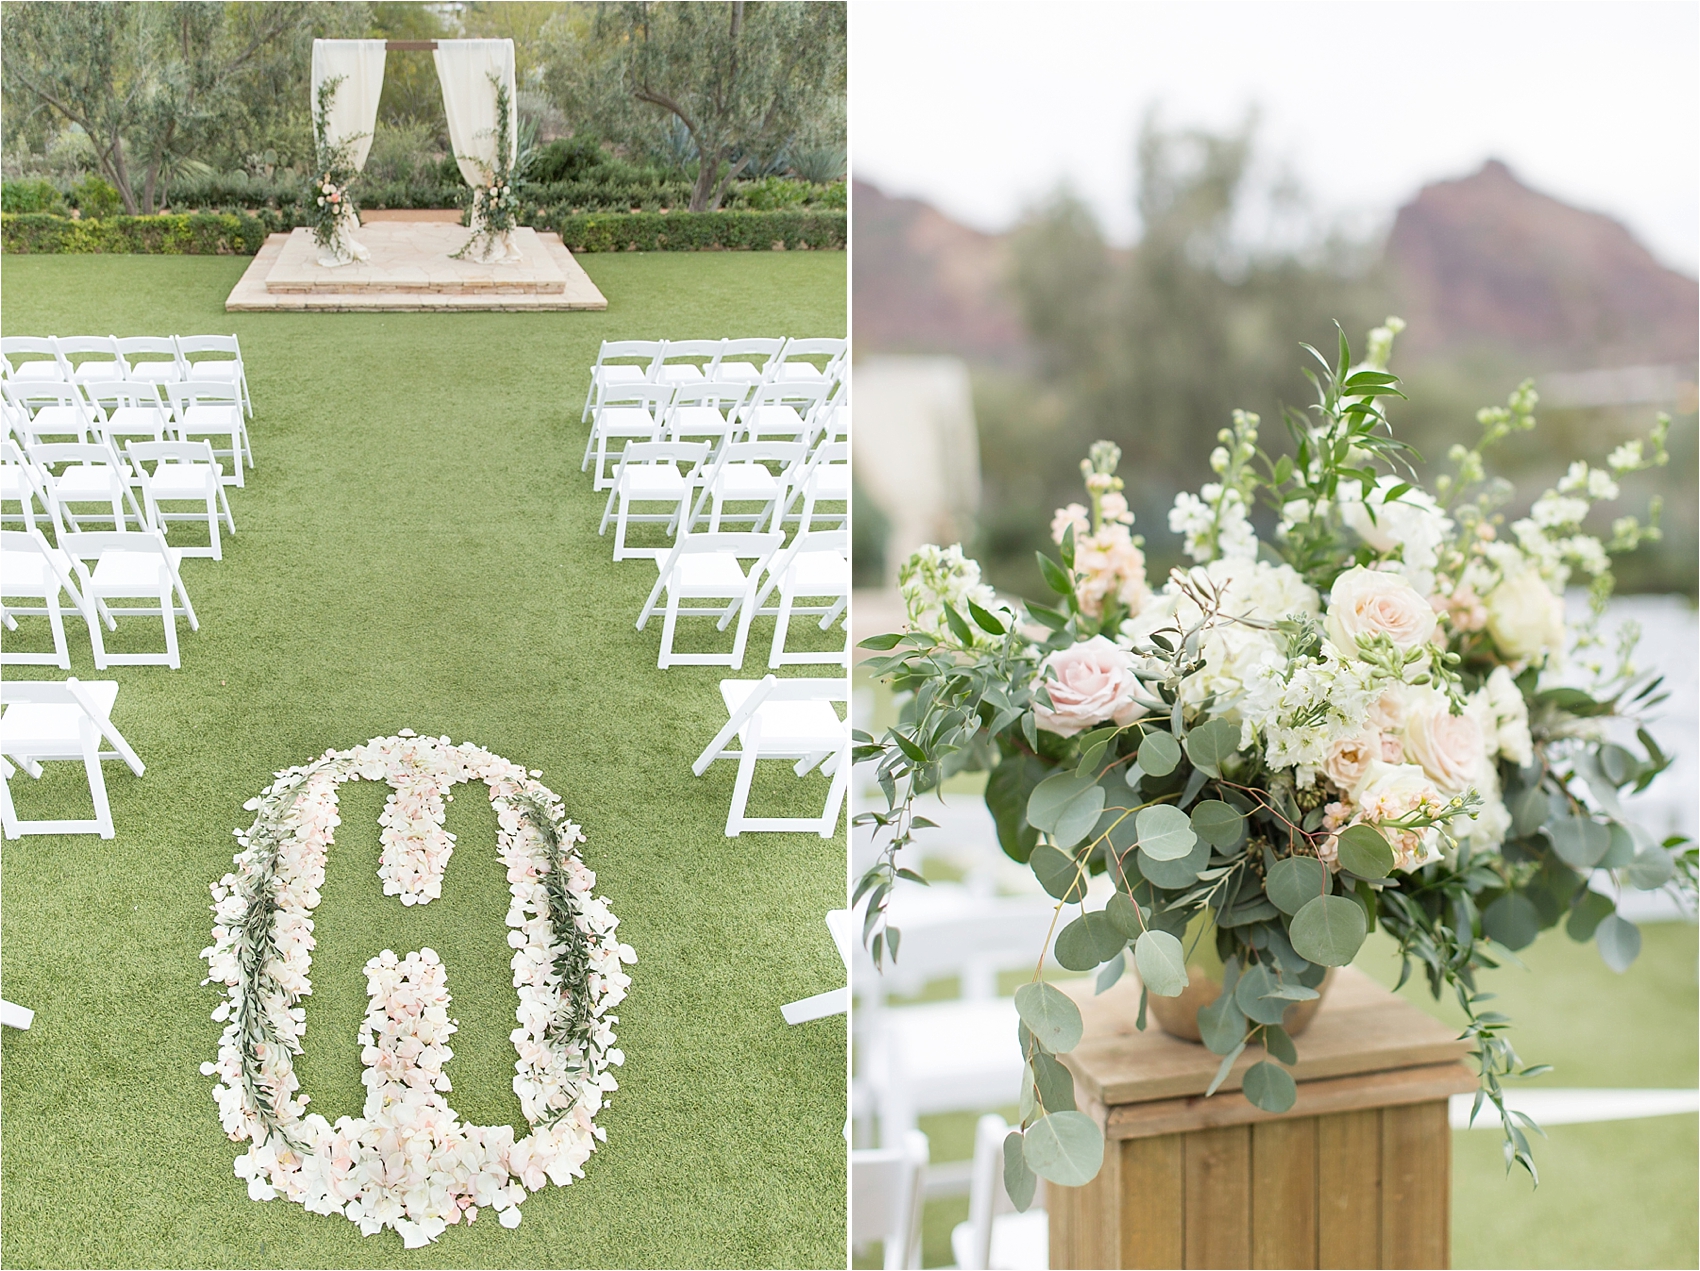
[1325,566,1438,658]
[1353,761,1446,870]
[1401,689,1485,795]
[1032,635,1146,738]
[1485,569,1565,664]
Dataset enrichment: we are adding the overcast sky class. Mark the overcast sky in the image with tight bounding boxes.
[850,0,1699,274]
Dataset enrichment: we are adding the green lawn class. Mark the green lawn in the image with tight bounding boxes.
[0,252,848,1269]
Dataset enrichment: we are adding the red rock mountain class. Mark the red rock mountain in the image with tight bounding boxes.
[1387,159,1698,369]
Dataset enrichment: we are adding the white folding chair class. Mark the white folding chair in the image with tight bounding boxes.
[174,334,252,418]
[1,529,98,669]
[774,336,848,387]
[26,441,145,532]
[61,529,198,669]
[115,336,185,389]
[165,379,250,486]
[0,1000,34,1030]
[579,339,664,423]
[713,337,785,385]
[686,440,807,533]
[599,440,710,562]
[782,908,853,1024]
[0,337,67,383]
[1,441,55,530]
[0,677,145,840]
[779,438,850,532]
[5,381,98,444]
[691,674,849,836]
[755,529,850,668]
[55,335,125,383]
[656,338,722,385]
[82,379,173,461]
[665,380,750,458]
[952,1114,1049,1271]
[637,530,784,669]
[739,379,833,445]
[851,1131,930,1271]
[585,382,672,491]
[126,440,234,560]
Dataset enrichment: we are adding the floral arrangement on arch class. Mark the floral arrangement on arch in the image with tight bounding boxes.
[201,732,635,1247]
[857,320,1695,1198]
[454,75,524,264]
[309,76,366,266]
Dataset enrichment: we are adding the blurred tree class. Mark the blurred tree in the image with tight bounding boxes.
[541,1,845,211]
[369,2,452,143]
[1,1,364,210]
[990,113,1384,594]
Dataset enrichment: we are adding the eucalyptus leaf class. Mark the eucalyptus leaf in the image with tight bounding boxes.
[1242,1061,1298,1113]
[1133,929,1188,997]
[1266,855,1328,915]
[1481,892,1540,951]
[1030,843,1087,902]
[1626,845,1675,890]
[1334,824,1395,879]
[1190,799,1244,849]
[1003,1132,1038,1212]
[1095,949,1127,994]
[1234,962,1289,1026]
[1288,894,1367,966]
[1014,981,1084,1053]
[1548,815,1611,870]
[1031,1049,1077,1113]
[1106,891,1144,938]
[1564,890,1615,942]
[1197,987,1245,1055]
[1136,804,1197,861]
[1056,910,1126,971]
[1507,785,1549,837]
[1595,913,1642,973]
[1022,1111,1106,1186]
[1139,832,1211,887]
[1262,1023,1299,1066]
[1028,771,1107,849]
[1137,730,1181,777]
[1205,1040,1246,1096]
[1183,718,1240,777]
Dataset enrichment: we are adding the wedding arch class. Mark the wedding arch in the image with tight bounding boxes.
[309,38,520,264]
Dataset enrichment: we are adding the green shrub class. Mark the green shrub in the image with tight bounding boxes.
[68,175,121,219]
[738,175,811,211]
[1,212,272,255]
[1,179,65,215]
[528,136,611,185]
[546,209,845,252]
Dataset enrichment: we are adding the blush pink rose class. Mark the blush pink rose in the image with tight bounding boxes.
[1325,566,1437,657]
[1401,691,1485,794]
[1322,731,1381,795]
[1031,636,1145,738]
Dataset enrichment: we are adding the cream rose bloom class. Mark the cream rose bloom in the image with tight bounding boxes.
[1032,636,1146,738]
[1401,688,1485,795]
[1485,568,1565,664]
[1325,566,1437,658]
[1353,761,1446,870]
[1323,731,1381,794]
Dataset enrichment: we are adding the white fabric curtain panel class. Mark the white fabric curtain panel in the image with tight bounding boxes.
[433,39,518,187]
[309,39,387,171]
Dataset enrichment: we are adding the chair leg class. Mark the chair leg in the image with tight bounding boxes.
[730,584,758,670]
[818,745,850,838]
[769,588,794,669]
[86,591,109,669]
[81,718,115,839]
[206,495,222,561]
[599,485,618,536]
[657,591,679,669]
[612,497,631,559]
[46,586,69,670]
[161,580,181,668]
[726,738,759,838]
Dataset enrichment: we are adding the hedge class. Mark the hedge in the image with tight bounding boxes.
[2,212,275,255]
[549,210,845,252]
[2,208,846,255]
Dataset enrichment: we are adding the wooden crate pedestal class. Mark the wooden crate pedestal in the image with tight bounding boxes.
[1050,967,1477,1269]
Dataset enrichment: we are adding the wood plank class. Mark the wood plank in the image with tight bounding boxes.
[1251,1117,1317,1269]
[1317,1109,1381,1269]
[1120,1134,1185,1270]
[1104,1062,1479,1141]
[1381,1102,1451,1269]
[1062,968,1470,1107]
[1183,1125,1250,1269]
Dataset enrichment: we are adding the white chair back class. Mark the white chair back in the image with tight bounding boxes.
[851,1130,930,1271]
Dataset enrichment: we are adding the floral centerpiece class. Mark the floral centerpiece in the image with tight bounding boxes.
[454,75,524,264]
[309,76,368,267]
[855,321,1695,1197]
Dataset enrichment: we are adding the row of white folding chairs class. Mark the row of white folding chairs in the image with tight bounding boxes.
[583,377,843,489]
[599,431,848,560]
[0,677,146,840]
[633,526,849,671]
[579,336,846,422]
[0,333,252,418]
[4,435,235,558]
[1,525,199,671]
[4,378,252,487]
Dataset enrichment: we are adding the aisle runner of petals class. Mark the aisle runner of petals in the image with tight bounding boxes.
[201,732,636,1247]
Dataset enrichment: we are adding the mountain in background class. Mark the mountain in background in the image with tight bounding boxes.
[853,162,1699,374]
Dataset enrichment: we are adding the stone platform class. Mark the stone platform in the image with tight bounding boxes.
[225,224,607,312]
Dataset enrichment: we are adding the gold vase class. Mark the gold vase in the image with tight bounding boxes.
[1145,917,1334,1042]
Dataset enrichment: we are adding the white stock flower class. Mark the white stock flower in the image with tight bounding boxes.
[897,544,1003,642]
[1338,476,1453,595]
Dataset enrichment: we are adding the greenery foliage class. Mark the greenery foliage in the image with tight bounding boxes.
[2,211,273,255]
[550,208,846,253]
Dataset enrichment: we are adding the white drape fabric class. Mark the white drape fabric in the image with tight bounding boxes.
[309,39,385,266]
[309,40,387,171]
[433,39,518,187]
[434,39,521,262]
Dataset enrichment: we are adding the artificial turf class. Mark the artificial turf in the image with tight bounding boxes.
[0,252,848,1269]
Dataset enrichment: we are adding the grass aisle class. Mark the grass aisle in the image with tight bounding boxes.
[0,253,847,1269]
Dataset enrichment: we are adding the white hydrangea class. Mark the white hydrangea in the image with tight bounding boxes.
[1337,475,1453,596]
[897,543,1001,642]
[1240,653,1381,786]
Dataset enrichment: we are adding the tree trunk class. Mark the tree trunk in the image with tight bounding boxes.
[107,129,139,215]
[689,152,722,213]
